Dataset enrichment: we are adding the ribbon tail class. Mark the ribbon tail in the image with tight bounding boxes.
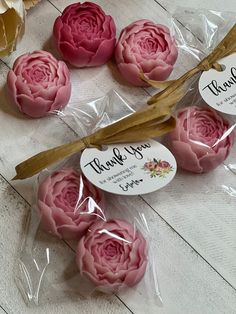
[13,138,87,180]
[139,71,175,89]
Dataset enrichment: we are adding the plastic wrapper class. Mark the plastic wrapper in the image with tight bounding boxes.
[168,8,236,78]
[165,90,236,175]
[166,8,236,176]
[16,91,162,306]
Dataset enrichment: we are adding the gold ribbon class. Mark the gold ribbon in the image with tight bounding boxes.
[13,24,236,180]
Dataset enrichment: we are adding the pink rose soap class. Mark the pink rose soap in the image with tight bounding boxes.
[166,106,235,173]
[38,168,105,240]
[115,19,178,86]
[76,219,148,293]
[53,2,116,67]
[7,50,71,118]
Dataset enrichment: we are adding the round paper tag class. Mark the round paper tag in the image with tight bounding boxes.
[199,53,236,115]
[80,140,177,195]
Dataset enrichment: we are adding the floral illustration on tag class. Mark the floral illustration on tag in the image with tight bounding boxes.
[143,158,173,178]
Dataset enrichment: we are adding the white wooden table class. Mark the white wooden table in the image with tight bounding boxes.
[0,1,236,313]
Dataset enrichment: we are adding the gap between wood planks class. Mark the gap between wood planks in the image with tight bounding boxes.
[0,0,235,313]
[0,305,8,314]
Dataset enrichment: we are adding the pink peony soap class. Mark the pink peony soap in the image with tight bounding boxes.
[7,50,71,118]
[115,19,178,86]
[76,219,148,293]
[38,168,105,240]
[166,106,235,173]
[53,2,116,67]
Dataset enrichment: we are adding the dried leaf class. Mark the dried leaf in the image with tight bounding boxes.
[0,0,25,57]
[23,0,41,10]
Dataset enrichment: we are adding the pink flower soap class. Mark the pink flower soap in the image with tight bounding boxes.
[53,2,116,67]
[7,50,71,118]
[38,168,105,240]
[166,106,235,173]
[115,19,178,86]
[76,219,148,293]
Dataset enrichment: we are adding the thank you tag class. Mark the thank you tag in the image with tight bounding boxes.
[199,54,236,115]
[80,140,176,195]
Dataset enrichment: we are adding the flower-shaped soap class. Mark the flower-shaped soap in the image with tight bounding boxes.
[166,106,235,173]
[38,168,105,240]
[53,2,116,67]
[115,19,178,86]
[7,50,71,118]
[76,219,148,293]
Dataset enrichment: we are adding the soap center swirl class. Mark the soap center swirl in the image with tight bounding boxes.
[22,64,54,84]
[98,239,125,263]
[134,31,167,57]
